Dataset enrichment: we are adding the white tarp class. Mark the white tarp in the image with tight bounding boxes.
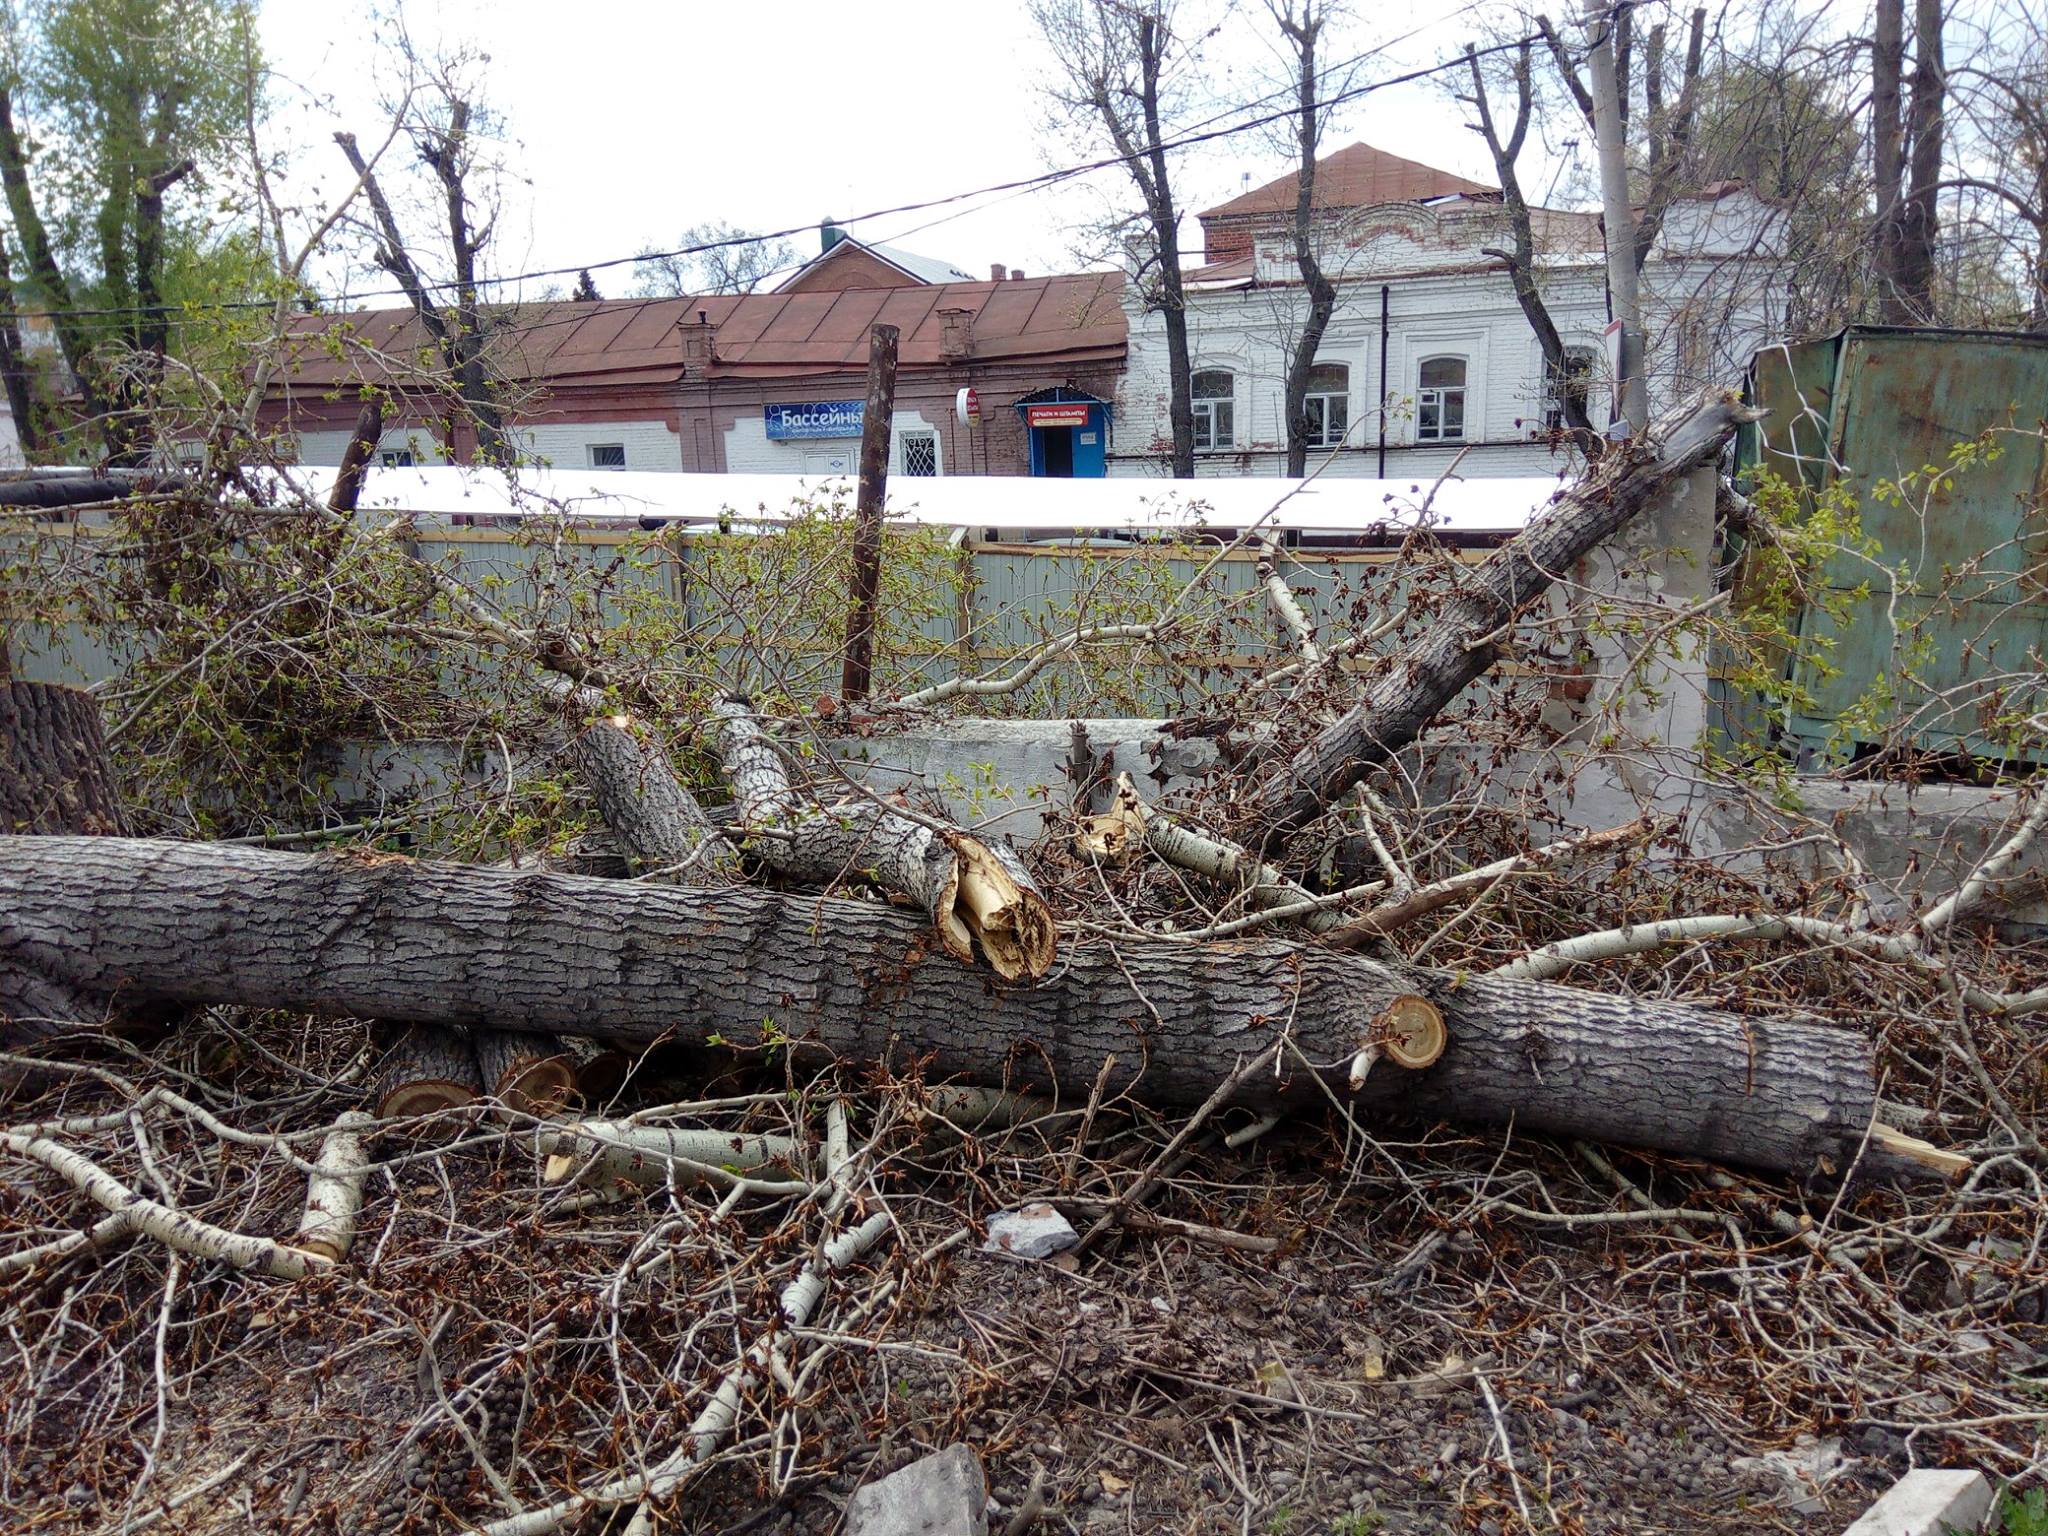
[266,466,1561,537]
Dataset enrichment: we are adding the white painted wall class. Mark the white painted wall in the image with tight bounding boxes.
[1114,190,1787,479]
[511,419,683,472]
[722,409,945,478]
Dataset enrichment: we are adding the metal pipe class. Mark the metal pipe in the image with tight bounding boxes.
[1377,284,1390,478]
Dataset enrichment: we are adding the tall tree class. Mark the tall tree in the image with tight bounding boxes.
[1034,0,1201,476]
[0,0,257,458]
[1942,0,2048,329]
[335,55,511,464]
[1268,0,1344,477]
[1871,0,1947,322]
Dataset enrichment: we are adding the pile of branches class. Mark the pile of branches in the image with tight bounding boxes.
[2,392,2045,1532]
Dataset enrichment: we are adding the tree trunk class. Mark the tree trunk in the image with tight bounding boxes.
[0,684,129,1056]
[1247,393,1751,852]
[1893,0,1946,322]
[712,703,1056,981]
[374,1023,482,1117]
[840,324,899,703]
[571,714,737,882]
[474,1029,576,1117]
[1281,4,1338,479]
[0,836,1931,1181]
[1584,0,1648,430]
[1,682,131,837]
[1139,15,1196,478]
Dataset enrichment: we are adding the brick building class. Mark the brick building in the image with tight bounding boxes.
[262,263,1126,480]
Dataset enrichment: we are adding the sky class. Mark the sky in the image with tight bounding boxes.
[254,0,1546,304]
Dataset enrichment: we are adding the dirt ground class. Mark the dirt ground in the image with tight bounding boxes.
[6,1021,2035,1536]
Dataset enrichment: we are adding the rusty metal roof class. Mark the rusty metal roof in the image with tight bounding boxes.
[268,271,1126,394]
[1199,142,1493,220]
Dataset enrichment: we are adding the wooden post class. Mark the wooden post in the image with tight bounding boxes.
[840,323,900,703]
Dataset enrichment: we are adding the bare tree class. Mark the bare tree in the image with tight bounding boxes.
[630,222,798,297]
[1937,0,2045,328]
[333,53,511,464]
[1266,0,1346,477]
[1870,0,1947,322]
[1034,0,1202,476]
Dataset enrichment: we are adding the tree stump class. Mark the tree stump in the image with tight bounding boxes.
[374,1025,484,1118]
[474,1029,576,1118]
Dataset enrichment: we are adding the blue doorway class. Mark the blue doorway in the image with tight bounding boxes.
[1017,388,1110,477]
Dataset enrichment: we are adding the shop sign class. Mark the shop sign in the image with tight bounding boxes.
[1026,403,1091,428]
[764,400,864,440]
[956,386,982,426]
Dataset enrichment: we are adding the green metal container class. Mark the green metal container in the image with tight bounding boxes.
[1739,326,2048,767]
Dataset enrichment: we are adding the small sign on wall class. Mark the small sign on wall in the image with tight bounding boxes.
[765,400,864,440]
[1026,403,1090,428]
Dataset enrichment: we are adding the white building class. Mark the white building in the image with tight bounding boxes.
[1111,143,1789,479]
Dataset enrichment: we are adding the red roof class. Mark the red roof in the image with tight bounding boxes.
[268,272,1127,394]
[1199,142,1494,220]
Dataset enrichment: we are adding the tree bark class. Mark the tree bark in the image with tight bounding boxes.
[1584,0,1648,430]
[571,713,737,882]
[0,836,1928,1181]
[1278,3,1338,478]
[1247,393,1752,852]
[474,1028,575,1116]
[840,324,899,703]
[374,1023,482,1117]
[0,683,129,1056]
[1872,0,1907,316]
[1893,0,1946,322]
[712,702,1056,980]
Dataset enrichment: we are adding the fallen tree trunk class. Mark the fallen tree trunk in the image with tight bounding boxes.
[1,681,129,1055]
[1247,392,1757,851]
[0,835,1941,1181]
[713,701,1056,981]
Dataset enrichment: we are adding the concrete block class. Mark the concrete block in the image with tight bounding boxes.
[1841,1469,1994,1536]
[845,1443,988,1536]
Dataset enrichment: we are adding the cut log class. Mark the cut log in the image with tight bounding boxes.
[561,1033,633,1104]
[712,701,1056,981]
[572,712,737,882]
[293,1109,374,1262]
[1,681,131,836]
[1247,393,1757,851]
[0,836,1928,1180]
[474,1029,576,1117]
[538,1121,804,1190]
[374,1023,482,1117]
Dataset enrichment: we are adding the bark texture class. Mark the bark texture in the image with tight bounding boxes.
[374,1023,482,1117]
[0,837,1902,1179]
[713,703,1055,980]
[1,682,130,837]
[1249,394,1753,850]
[572,715,736,882]
[0,683,128,1054]
[474,1029,575,1116]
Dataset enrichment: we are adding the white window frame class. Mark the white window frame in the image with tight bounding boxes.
[379,448,417,468]
[587,442,627,470]
[1303,362,1350,450]
[1416,355,1469,444]
[1191,368,1236,452]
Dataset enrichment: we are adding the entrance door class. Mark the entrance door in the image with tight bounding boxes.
[1039,426,1075,477]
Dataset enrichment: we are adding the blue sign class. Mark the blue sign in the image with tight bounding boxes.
[764,400,865,440]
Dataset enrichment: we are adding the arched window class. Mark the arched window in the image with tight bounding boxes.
[1304,362,1349,449]
[1191,369,1235,451]
[1545,347,1598,431]
[1417,356,1467,442]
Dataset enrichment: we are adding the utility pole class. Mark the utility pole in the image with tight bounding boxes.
[1583,0,1648,434]
[840,323,900,703]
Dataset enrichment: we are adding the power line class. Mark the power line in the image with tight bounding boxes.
[0,21,1547,327]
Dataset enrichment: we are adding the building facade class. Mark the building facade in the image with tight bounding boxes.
[1111,143,1789,479]
[264,267,1126,481]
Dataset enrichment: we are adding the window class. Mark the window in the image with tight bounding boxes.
[588,442,626,470]
[1303,362,1349,449]
[1191,369,1235,450]
[379,448,416,468]
[900,430,939,477]
[1543,348,1597,432]
[1417,357,1467,442]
